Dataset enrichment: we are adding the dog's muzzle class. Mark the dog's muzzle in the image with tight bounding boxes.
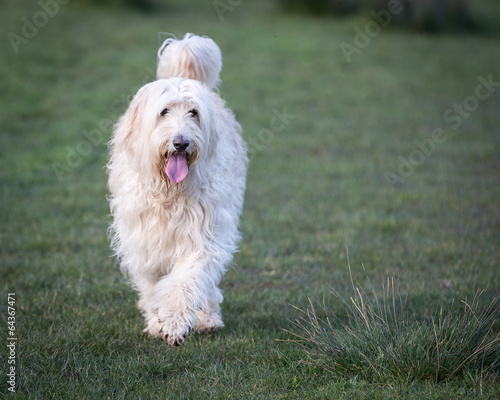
[173,136,190,152]
[164,136,192,183]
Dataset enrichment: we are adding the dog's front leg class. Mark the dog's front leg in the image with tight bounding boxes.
[196,285,224,333]
[146,264,212,346]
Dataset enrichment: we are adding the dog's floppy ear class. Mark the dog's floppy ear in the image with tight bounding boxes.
[112,83,160,156]
[113,86,148,147]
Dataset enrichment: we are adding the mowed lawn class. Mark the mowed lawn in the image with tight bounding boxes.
[1,0,499,398]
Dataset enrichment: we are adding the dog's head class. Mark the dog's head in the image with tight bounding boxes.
[112,78,213,185]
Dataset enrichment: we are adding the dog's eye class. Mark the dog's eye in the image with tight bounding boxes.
[188,109,198,118]
[160,108,169,117]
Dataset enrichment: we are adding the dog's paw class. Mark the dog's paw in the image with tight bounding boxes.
[162,322,192,347]
[195,310,224,333]
[143,316,163,338]
[144,311,195,347]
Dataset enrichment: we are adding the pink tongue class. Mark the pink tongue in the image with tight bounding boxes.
[166,153,188,183]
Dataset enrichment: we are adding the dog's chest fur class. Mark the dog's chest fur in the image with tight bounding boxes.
[126,184,215,269]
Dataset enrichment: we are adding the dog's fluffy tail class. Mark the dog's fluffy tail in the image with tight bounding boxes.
[157,33,222,90]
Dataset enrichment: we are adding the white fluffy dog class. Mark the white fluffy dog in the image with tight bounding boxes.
[107,34,247,346]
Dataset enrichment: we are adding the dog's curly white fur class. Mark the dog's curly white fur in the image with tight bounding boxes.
[157,33,222,90]
[108,34,247,346]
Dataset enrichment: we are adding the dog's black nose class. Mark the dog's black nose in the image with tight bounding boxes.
[173,136,190,152]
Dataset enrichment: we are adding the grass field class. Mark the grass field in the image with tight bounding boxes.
[1,0,499,398]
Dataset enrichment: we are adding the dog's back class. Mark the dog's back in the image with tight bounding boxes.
[157,33,222,90]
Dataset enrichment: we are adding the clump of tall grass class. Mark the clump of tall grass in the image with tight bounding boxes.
[284,267,499,387]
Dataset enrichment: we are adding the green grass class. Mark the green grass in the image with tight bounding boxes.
[285,273,499,386]
[1,0,499,398]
